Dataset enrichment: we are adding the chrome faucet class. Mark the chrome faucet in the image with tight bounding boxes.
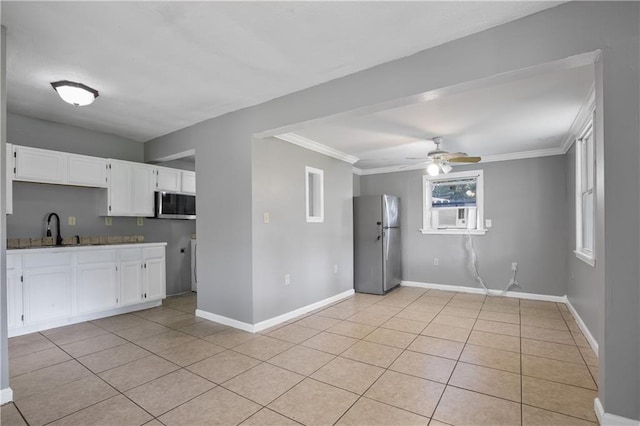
[46,213,63,246]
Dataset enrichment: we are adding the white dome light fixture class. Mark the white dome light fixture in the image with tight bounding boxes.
[50,80,99,106]
[427,163,440,176]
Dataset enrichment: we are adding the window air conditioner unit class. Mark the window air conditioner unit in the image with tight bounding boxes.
[433,207,477,229]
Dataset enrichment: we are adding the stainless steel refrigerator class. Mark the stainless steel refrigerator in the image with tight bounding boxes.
[354,194,402,295]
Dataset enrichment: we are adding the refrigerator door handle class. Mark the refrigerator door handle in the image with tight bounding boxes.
[384,228,390,262]
[377,222,382,240]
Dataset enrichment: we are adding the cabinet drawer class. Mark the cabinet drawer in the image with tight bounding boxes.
[23,252,72,269]
[77,250,117,264]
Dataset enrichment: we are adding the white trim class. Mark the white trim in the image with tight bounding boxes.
[565,297,599,355]
[352,167,363,176]
[8,300,162,338]
[147,149,196,163]
[561,86,596,154]
[275,133,359,164]
[480,147,566,164]
[401,281,567,303]
[574,249,596,267]
[1,388,14,404]
[197,289,355,333]
[419,228,487,236]
[594,398,640,426]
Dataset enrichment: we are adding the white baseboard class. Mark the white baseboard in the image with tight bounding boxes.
[196,289,355,333]
[595,398,640,426]
[565,297,599,355]
[1,387,13,404]
[401,281,567,303]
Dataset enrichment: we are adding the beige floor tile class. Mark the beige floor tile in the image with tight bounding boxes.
[522,325,575,345]
[522,405,597,425]
[160,313,202,329]
[446,300,484,311]
[473,319,520,336]
[522,354,596,389]
[8,334,56,359]
[364,304,403,316]
[49,394,152,426]
[522,376,598,422]
[478,309,521,324]
[341,340,403,368]
[125,369,215,416]
[178,321,228,338]
[407,335,464,360]
[521,300,560,311]
[133,306,185,323]
[113,321,172,341]
[91,314,151,332]
[408,298,449,310]
[12,359,92,400]
[135,330,197,353]
[268,345,335,376]
[432,314,476,330]
[317,306,358,320]
[364,328,417,349]
[579,346,598,367]
[480,302,521,315]
[424,290,455,299]
[327,321,376,339]
[377,295,418,308]
[336,397,430,426]
[98,354,179,391]
[347,310,393,327]
[521,315,569,331]
[381,316,428,334]
[268,378,358,426]
[267,323,320,344]
[467,330,520,352]
[428,420,451,426]
[16,376,118,426]
[302,331,358,355]
[159,386,261,426]
[157,339,226,367]
[204,328,258,348]
[77,343,151,373]
[433,385,520,426]
[311,356,384,394]
[395,309,438,323]
[522,339,584,364]
[439,306,480,319]
[187,350,261,383]
[449,362,521,402]
[60,332,127,358]
[0,403,27,426]
[295,315,342,331]
[421,323,471,343]
[224,363,304,405]
[233,335,294,361]
[459,344,521,373]
[9,347,71,378]
[42,322,107,342]
[240,408,300,425]
[389,350,456,383]
[365,370,444,418]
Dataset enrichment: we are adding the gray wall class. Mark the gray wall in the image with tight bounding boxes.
[6,114,195,295]
[157,158,195,172]
[252,138,353,323]
[145,2,638,418]
[360,156,568,296]
[1,25,9,394]
[352,173,361,196]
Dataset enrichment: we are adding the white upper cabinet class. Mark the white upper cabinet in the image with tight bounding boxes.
[14,145,66,184]
[156,167,181,192]
[67,153,108,188]
[181,171,196,195]
[107,159,133,216]
[132,164,155,216]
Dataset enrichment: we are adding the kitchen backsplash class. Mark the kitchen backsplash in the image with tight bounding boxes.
[8,235,145,249]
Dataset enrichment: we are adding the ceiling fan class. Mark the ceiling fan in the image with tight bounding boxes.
[407,136,481,176]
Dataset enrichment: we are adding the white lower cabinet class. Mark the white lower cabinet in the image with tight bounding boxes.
[7,243,166,336]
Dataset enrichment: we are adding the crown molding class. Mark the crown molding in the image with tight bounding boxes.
[274,133,359,164]
[560,85,596,154]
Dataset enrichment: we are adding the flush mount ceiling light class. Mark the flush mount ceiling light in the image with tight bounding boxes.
[50,80,99,106]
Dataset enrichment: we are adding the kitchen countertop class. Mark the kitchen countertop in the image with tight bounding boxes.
[8,242,167,254]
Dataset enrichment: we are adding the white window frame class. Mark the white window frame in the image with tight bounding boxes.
[305,166,324,223]
[421,170,486,235]
[575,116,596,266]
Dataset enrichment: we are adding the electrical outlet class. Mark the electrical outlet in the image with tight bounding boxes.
[333,264,338,274]
[263,212,270,224]
[434,258,439,266]
[105,217,112,226]
[137,217,144,226]
[68,216,76,226]
[284,274,291,286]
[511,262,518,271]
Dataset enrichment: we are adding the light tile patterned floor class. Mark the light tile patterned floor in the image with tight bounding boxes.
[1,287,599,425]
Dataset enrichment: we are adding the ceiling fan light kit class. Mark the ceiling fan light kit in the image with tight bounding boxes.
[51,80,99,106]
[407,136,482,174]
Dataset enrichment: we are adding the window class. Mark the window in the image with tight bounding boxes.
[575,119,595,266]
[305,166,324,222]
[422,170,486,235]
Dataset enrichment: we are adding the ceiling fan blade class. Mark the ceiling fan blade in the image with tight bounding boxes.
[445,152,468,159]
[406,157,431,160]
[449,156,481,163]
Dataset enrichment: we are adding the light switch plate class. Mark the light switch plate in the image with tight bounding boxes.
[68,216,76,226]
[137,217,144,226]
[485,219,492,228]
[105,217,112,226]
[263,212,270,224]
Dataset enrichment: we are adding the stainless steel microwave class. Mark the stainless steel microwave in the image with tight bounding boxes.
[155,192,196,219]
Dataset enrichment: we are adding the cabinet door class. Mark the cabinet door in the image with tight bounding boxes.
[132,165,155,216]
[67,153,108,188]
[120,260,143,306]
[23,267,71,325]
[7,143,13,214]
[156,167,181,192]
[7,266,23,329]
[143,247,166,301]
[108,160,133,215]
[14,146,66,184]
[77,263,119,315]
[181,171,196,195]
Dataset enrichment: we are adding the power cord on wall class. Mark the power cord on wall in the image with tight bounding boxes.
[465,229,520,296]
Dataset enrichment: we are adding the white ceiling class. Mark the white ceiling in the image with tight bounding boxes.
[2,1,561,143]
[292,64,595,170]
